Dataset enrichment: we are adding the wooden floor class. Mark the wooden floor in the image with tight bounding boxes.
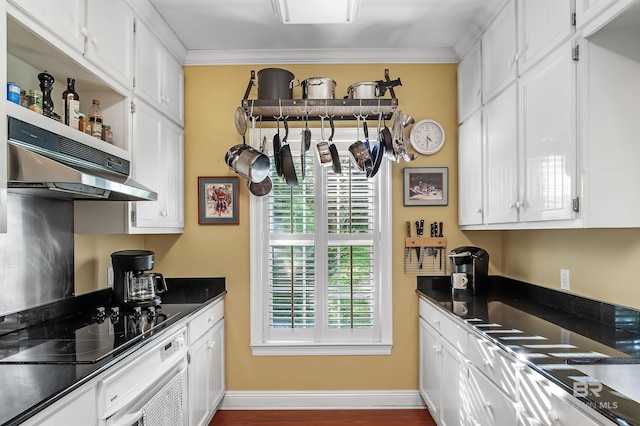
[208,409,436,425]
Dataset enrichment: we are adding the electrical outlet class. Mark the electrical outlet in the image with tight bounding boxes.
[560,269,570,290]
[560,328,571,344]
[107,266,114,287]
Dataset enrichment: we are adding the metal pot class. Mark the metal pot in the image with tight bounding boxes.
[346,78,403,99]
[257,68,296,100]
[301,77,336,99]
[225,144,270,182]
[347,81,378,99]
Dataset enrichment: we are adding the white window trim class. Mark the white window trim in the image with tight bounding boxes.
[250,127,393,356]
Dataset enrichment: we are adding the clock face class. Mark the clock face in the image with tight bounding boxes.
[410,119,445,155]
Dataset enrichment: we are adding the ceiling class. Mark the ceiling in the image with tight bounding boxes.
[147,0,506,65]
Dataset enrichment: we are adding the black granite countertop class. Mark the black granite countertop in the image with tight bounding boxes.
[417,275,640,426]
[0,277,226,426]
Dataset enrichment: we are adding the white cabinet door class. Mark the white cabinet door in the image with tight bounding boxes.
[7,0,85,53]
[419,317,440,418]
[458,41,482,124]
[188,318,225,426]
[575,0,619,28]
[188,329,211,426]
[208,319,226,413]
[161,121,185,229]
[85,0,135,89]
[134,19,163,108]
[467,366,518,426]
[518,0,575,74]
[440,338,464,426]
[134,20,184,125]
[132,101,163,228]
[482,0,518,102]
[519,40,577,223]
[483,83,519,224]
[458,110,484,226]
[162,52,185,125]
[132,101,184,231]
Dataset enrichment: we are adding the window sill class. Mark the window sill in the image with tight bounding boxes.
[251,342,393,356]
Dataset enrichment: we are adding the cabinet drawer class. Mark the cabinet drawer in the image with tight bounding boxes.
[519,367,605,426]
[420,299,468,353]
[467,366,518,426]
[188,300,224,344]
[468,334,518,398]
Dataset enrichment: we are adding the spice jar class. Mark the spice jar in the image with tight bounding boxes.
[79,114,91,134]
[27,89,43,114]
[20,90,29,108]
[102,125,113,143]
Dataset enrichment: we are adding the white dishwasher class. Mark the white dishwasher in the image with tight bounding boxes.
[97,326,188,426]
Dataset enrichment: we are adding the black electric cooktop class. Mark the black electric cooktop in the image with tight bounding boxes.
[0,305,181,364]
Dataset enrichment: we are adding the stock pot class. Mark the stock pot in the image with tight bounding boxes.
[301,77,336,99]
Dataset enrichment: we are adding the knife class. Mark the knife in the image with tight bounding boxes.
[438,222,444,270]
[417,219,425,269]
[405,221,412,262]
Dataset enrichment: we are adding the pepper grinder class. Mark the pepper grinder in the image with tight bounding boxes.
[38,70,55,118]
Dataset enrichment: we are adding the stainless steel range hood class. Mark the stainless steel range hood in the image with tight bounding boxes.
[7,117,157,202]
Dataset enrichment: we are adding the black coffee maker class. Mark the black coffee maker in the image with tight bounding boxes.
[449,246,490,295]
[111,250,167,308]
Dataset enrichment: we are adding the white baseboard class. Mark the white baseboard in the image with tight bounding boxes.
[219,390,426,410]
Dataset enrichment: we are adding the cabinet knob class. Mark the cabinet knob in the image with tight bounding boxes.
[91,36,98,46]
[208,340,216,348]
[547,410,559,422]
[80,27,89,38]
[208,316,215,323]
[476,208,482,214]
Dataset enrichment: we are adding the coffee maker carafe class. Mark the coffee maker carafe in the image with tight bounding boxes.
[111,250,167,307]
[449,246,489,295]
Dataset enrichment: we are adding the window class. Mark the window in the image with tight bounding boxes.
[250,126,392,355]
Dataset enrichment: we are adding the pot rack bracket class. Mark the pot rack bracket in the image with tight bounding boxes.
[241,69,399,121]
[404,237,448,275]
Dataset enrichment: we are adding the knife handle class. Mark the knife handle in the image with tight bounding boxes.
[406,221,411,238]
[438,222,443,238]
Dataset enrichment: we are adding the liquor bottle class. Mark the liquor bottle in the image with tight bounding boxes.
[62,78,80,128]
[89,99,103,139]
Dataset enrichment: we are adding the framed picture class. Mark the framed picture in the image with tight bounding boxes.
[198,176,239,225]
[403,167,448,206]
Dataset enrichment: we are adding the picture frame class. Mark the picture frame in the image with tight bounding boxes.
[403,167,448,206]
[198,176,239,225]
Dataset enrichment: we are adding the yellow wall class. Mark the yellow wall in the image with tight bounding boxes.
[501,229,640,309]
[142,63,501,391]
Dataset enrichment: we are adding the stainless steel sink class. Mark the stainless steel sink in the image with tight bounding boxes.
[569,359,640,402]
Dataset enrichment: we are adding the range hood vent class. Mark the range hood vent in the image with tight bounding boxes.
[7,117,157,202]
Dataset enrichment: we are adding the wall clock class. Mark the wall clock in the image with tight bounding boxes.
[409,119,445,155]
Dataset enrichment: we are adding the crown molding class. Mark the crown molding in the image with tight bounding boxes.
[184,47,458,66]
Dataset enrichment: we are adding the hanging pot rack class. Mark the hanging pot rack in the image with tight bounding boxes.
[241,69,399,121]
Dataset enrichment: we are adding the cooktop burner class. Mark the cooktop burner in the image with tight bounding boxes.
[0,305,181,364]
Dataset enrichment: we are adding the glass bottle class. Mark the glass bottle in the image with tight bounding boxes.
[89,99,103,139]
[62,78,80,128]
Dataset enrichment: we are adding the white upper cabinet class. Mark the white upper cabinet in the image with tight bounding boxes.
[482,0,518,102]
[85,0,135,90]
[134,19,184,125]
[457,40,482,124]
[517,0,575,75]
[7,0,86,53]
[131,101,184,232]
[458,110,484,226]
[483,83,519,225]
[518,39,577,223]
[575,0,619,29]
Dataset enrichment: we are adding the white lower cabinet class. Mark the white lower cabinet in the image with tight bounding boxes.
[187,300,226,426]
[20,381,96,426]
[418,297,615,426]
[467,365,518,426]
[518,367,611,426]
